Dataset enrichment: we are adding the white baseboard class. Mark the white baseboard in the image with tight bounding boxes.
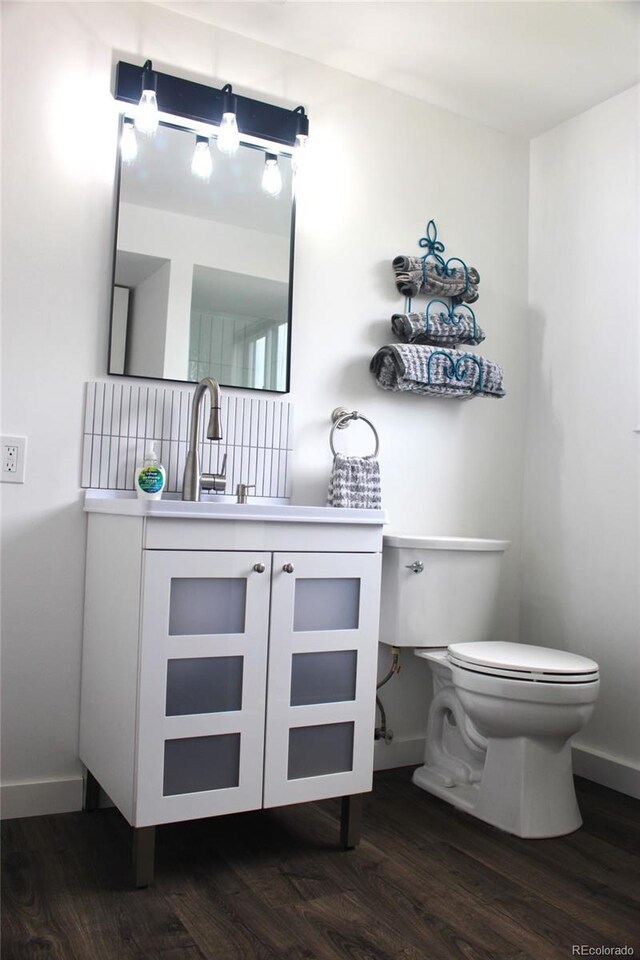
[0,777,84,820]
[372,737,640,801]
[374,735,424,771]
[1,744,636,820]
[572,745,640,799]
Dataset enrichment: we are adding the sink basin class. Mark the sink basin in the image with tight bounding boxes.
[83,490,386,525]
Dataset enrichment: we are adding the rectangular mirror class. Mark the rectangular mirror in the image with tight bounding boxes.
[109,121,294,392]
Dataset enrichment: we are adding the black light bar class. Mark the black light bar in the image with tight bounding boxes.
[113,60,308,148]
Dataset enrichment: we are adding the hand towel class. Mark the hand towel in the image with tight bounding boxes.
[391,311,485,347]
[392,256,480,304]
[370,344,505,399]
[327,454,382,509]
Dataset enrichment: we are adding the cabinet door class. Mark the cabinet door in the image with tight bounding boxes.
[263,552,381,807]
[135,550,271,826]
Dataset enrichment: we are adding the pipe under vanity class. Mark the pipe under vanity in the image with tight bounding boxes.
[182,377,227,501]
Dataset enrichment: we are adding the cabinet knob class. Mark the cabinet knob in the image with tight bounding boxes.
[282,563,295,574]
[253,563,266,573]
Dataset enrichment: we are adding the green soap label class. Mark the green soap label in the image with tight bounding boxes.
[138,466,164,494]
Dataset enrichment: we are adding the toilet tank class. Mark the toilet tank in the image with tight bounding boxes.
[380,535,509,647]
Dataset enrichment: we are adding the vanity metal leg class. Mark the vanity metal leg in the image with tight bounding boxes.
[83,769,100,812]
[132,826,156,888]
[340,793,363,849]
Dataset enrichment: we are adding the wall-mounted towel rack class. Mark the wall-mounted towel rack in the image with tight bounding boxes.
[370,216,505,400]
[330,408,380,457]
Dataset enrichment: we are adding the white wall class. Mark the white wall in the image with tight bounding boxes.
[524,86,640,796]
[0,1,529,816]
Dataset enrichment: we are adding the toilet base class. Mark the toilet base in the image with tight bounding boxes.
[413,763,480,813]
[413,735,583,839]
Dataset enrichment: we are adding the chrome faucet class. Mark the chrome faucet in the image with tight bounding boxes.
[182,377,227,501]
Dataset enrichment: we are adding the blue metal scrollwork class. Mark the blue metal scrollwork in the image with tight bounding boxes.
[426,350,456,383]
[441,256,469,291]
[419,220,447,283]
[455,354,484,393]
[417,221,470,294]
[425,300,478,340]
[418,220,446,258]
[426,350,484,394]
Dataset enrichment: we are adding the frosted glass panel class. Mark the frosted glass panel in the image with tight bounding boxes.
[166,656,243,716]
[293,579,360,632]
[163,733,240,795]
[290,651,357,706]
[169,578,246,635]
[288,722,354,780]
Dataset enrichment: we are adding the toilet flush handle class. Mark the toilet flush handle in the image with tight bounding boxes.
[405,561,424,574]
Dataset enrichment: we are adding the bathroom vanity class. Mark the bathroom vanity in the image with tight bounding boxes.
[79,493,385,885]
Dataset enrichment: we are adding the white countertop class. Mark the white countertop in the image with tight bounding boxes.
[84,490,387,525]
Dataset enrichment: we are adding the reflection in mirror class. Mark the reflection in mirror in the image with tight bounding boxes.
[109,122,293,392]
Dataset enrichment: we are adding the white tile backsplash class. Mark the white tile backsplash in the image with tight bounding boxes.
[82,381,293,499]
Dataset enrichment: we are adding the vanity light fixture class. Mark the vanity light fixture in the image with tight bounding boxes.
[262,153,283,197]
[135,60,159,136]
[217,84,240,156]
[191,135,213,180]
[115,61,309,151]
[114,61,309,193]
[120,118,138,163]
[291,106,309,174]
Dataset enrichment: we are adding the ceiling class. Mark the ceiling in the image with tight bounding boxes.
[156,1,640,137]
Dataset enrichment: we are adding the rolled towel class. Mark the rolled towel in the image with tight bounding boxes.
[370,344,505,399]
[392,256,480,304]
[393,255,481,280]
[327,453,382,509]
[391,310,485,346]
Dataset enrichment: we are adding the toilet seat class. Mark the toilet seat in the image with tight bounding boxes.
[448,641,599,684]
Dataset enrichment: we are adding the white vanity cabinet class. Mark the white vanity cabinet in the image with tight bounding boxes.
[79,500,384,885]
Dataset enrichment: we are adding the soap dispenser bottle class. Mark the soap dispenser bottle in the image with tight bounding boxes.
[135,441,166,500]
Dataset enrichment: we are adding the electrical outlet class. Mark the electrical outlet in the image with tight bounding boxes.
[1,436,27,483]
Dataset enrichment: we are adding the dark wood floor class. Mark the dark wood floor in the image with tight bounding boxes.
[2,769,639,960]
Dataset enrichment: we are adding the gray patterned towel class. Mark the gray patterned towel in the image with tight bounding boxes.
[327,454,382,509]
[392,256,480,304]
[391,311,485,346]
[370,344,505,399]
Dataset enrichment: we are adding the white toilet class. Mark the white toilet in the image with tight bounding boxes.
[380,535,600,838]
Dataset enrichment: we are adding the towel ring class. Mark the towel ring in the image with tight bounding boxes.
[330,407,380,458]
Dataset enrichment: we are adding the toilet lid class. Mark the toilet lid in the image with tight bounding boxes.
[448,641,599,683]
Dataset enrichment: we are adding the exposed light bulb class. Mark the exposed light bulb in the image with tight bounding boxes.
[135,61,159,137]
[262,154,283,198]
[292,133,307,174]
[135,89,159,136]
[217,112,240,156]
[120,120,138,163]
[191,137,213,180]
